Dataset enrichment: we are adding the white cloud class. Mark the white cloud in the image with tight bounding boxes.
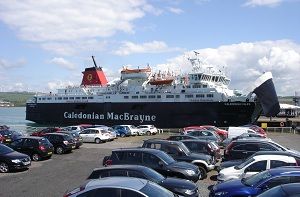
[154,40,300,96]
[244,0,283,7]
[0,58,26,69]
[50,57,76,70]
[47,81,75,91]
[114,40,182,56]
[167,7,184,14]
[0,0,156,55]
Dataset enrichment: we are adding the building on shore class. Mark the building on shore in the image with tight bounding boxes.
[0,100,14,107]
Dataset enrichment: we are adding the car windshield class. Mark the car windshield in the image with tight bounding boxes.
[242,170,272,187]
[180,143,191,154]
[144,168,165,182]
[0,144,14,154]
[157,151,176,165]
[235,158,255,170]
[271,141,288,151]
[140,181,176,197]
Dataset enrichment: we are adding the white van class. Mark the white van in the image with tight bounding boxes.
[227,127,256,139]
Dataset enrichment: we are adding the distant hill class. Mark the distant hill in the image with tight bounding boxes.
[0,92,35,107]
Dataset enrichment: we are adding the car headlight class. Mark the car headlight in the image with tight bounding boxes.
[11,159,21,163]
[184,189,195,195]
[185,169,196,176]
[215,191,228,196]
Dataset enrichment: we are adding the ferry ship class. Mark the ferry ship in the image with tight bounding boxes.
[26,55,280,128]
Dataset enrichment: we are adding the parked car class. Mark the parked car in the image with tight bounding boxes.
[181,139,221,160]
[241,124,267,137]
[79,128,111,143]
[0,130,23,144]
[200,125,228,140]
[64,177,177,197]
[0,134,4,143]
[137,125,158,135]
[218,150,300,172]
[142,139,215,179]
[209,166,300,197]
[221,132,266,148]
[257,182,300,197]
[61,125,84,133]
[227,126,258,139]
[185,129,222,145]
[98,126,117,141]
[103,148,201,182]
[87,165,199,197]
[112,125,141,136]
[167,135,199,141]
[181,126,206,134]
[217,154,297,182]
[8,136,54,161]
[112,125,131,137]
[31,127,61,137]
[58,131,83,149]
[0,144,31,173]
[223,138,292,161]
[43,133,75,154]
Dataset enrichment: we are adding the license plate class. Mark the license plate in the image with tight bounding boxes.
[6,139,11,141]
[23,161,30,165]
[47,152,52,155]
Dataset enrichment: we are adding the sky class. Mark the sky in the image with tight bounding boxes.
[0,0,299,96]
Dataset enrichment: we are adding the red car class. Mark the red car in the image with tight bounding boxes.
[182,125,228,139]
[31,127,61,137]
[0,134,4,143]
[241,124,267,137]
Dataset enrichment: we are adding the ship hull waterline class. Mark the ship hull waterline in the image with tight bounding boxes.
[26,101,256,128]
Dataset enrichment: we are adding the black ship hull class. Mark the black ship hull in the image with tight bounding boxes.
[26,101,256,128]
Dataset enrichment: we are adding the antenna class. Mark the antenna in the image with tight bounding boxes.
[92,56,101,68]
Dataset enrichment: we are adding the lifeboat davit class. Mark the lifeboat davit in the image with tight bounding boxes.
[121,66,151,79]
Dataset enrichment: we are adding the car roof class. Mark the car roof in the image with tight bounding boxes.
[253,154,296,162]
[85,177,148,190]
[44,133,68,136]
[144,138,183,145]
[21,136,45,140]
[252,151,300,158]
[269,166,300,176]
[113,147,165,154]
[181,139,212,143]
[280,183,300,195]
[92,165,150,172]
[234,138,272,142]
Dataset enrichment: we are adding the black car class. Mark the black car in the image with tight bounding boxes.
[88,165,199,197]
[223,138,290,161]
[9,137,54,161]
[43,133,76,154]
[185,130,222,145]
[0,144,31,173]
[167,135,199,141]
[181,139,221,160]
[58,131,83,149]
[142,139,215,179]
[103,148,201,182]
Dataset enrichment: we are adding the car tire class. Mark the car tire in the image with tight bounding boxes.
[146,131,151,136]
[198,166,207,180]
[0,162,9,173]
[32,153,40,161]
[120,133,125,138]
[56,146,64,155]
[95,138,101,144]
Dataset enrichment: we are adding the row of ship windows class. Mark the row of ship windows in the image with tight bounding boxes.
[38,94,214,101]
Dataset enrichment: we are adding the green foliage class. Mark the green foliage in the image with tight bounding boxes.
[0,92,35,107]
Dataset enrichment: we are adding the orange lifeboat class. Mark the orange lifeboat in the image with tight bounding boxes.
[149,78,174,85]
[121,66,151,74]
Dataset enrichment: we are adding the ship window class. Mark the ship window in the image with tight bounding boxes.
[212,76,216,81]
[196,94,205,98]
[157,95,161,98]
[124,96,129,99]
[106,96,110,99]
[140,95,147,99]
[47,97,52,100]
[39,98,41,100]
[75,97,80,99]
[64,97,68,100]
[207,94,214,98]
[203,85,207,88]
[132,96,138,99]
[58,97,62,100]
[88,97,93,99]
[186,86,190,88]
[193,85,201,88]
[166,95,174,98]
[185,95,193,98]
[176,95,180,98]
[148,95,155,99]
[82,97,87,99]
[69,97,74,100]
[216,76,220,82]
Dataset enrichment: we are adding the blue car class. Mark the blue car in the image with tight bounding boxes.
[112,125,130,137]
[210,166,300,197]
[257,182,300,197]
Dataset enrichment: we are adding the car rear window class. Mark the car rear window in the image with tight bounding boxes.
[63,135,73,140]
[39,138,51,145]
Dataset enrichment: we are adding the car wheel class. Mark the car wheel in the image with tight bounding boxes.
[198,166,207,180]
[146,131,151,136]
[0,162,9,173]
[32,153,40,161]
[56,146,64,155]
[120,133,125,138]
[95,138,101,144]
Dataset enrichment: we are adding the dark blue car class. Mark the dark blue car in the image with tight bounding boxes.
[112,125,130,137]
[210,166,300,197]
[257,182,300,197]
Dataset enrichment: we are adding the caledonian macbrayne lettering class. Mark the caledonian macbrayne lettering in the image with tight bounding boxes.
[63,112,156,123]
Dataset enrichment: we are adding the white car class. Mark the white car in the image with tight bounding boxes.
[118,125,141,136]
[217,154,297,182]
[137,125,158,135]
[61,125,84,132]
[79,128,111,143]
